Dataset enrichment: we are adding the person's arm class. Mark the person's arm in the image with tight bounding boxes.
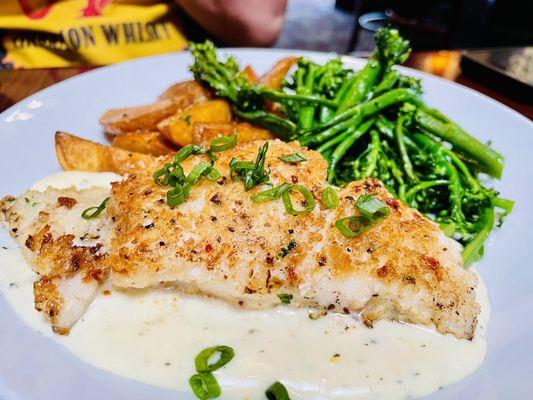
[175,0,287,47]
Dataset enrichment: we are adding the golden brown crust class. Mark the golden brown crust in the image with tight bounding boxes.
[55,131,154,174]
[107,140,479,339]
[1,187,112,334]
[99,98,189,135]
[158,80,213,103]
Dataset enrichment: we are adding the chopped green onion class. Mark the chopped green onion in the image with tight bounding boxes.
[166,185,190,207]
[81,197,110,219]
[356,194,390,221]
[251,183,291,203]
[281,185,315,215]
[205,167,221,181]
[186,163,212,186]
[334,216,371,238]
[278,152,307,163]
[174,144,203,164]
[277,293,293,304]
[334,194,390,237]
[265,381,291,400]
[322,187,339,209]
[230,142,270,191]
[209,135,237,153]
[189,372,221,400]
[154,145,221,207]
[195,345,235,373]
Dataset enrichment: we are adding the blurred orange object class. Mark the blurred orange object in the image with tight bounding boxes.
[422,51,462,80]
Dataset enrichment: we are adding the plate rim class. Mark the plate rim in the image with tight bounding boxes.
[1,48,530,128]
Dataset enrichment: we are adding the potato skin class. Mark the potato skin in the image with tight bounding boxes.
[111,131,176,156]
[191,122,274,145]
[157,100,232,147]
[99,99,189,135]
[55,131,154,174]
[158,80,213,103]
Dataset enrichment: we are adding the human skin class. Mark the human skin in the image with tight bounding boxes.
[175,0,287,46]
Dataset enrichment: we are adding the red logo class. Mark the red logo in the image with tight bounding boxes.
[18,0,57,20]
[82,0,113,17]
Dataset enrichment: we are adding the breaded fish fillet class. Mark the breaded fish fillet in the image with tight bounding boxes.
[108,140,479,339]
[1,187,111,334]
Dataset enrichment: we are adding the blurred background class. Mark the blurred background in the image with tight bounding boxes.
[276,0,532,53]
[0,0,531,113]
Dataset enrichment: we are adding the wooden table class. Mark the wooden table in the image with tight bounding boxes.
[0,51,531,119]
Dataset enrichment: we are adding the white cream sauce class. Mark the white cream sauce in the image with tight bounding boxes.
[0,172,490,400]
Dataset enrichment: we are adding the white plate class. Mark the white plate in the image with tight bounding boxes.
[0,49,532,400]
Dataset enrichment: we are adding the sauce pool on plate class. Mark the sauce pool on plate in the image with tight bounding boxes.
[0,172,490,400]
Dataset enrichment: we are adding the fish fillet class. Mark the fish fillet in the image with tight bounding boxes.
[1,187,111,334]
[107,140,479,339]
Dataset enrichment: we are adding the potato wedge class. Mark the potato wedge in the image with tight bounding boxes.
[99,98,189,135]
[242,65,258,83]
[157,100,232,147]
[191,122,274,145]
[111,131,176,156]
[258,57,298,89]
[55,131,154,174]
[159,80,213,103]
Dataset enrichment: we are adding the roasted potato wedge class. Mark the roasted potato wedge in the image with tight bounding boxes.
[258,57,298,89]
[111,131,176,156]
[99,98,189,135]
[242,65,258,83]
[191,122,274,145]
[159,80,213,103]
[157,100,232,147]
[55,131,154,174]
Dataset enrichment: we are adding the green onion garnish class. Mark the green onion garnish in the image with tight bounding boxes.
[265,381,291,400]
[334,194,390,238]
[189,372,221,400]
[356,194,390,221]
[322,187,339,209]
[209,134,238,153]
[334,216,370,238]
[230,142,270,191]
[195,345,235,373]
[282,185,315,215]
[251,183,291,203]
[278,152,307,163]
[277,293,293,304]
[81,197,109,219]
[251,183,315,216]
[153,145,221,207]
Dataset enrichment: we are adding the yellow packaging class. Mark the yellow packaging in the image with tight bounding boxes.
[0,0,188,68]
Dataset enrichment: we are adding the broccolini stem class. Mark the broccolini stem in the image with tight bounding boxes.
[462,207,494,267]
[362,130,382,177]
[395,114,417,183]
[296,63,318,129]
[372,70,399,97]
[404,180,449,202]
[232,108,297,138]
[316,130,352,153]
[415,109,504,178]
[258,87,337,108]
[492,197,514,213]
[412,133,481,191]
[337,59,381,112]
[327,118,375,183]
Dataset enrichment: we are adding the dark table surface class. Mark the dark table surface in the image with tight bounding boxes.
[0,50,531,119]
